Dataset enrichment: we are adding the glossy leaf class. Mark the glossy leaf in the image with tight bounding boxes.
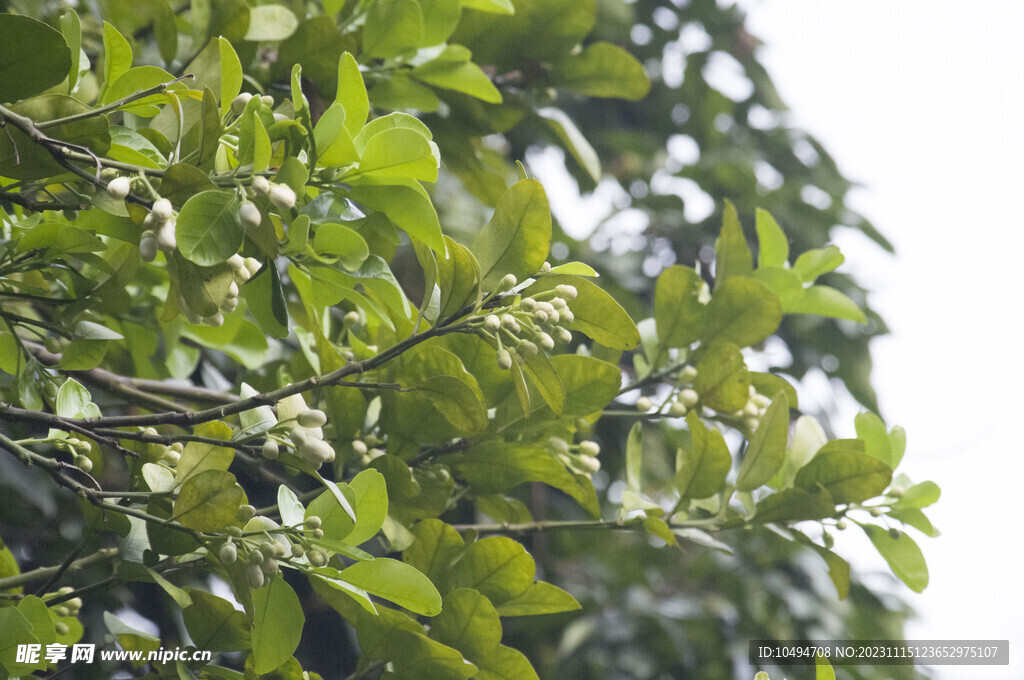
[403,518,465,586]
[183,590,250,652]
[450,536,535,605]
[244,5,299,41]
[363,0,424,58]
[494,581,580,616]
[176,190,244,265]
[0,15,71,103]
[340,558,442,616]
[174,421,234,486]
[794,444,892,504]
[523,274,640,350]
[694,342,749,413]
[472,179,551,289]
[251,576,305,674]
[172,469,244,531]
[655,265,705,348]
[550,42,649,100]
[736,392,790,491]
[702,277,782,349]
[676,412,731,500]
[863,524,929,593]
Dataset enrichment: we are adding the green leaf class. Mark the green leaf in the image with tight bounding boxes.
[655,265,705,348]
[345,469,390,546]
[715,201,753,285]
[314,103,359,167]
[356,127,439,182]
[413,46,502,104]
[550,42,649,101]
[450,536,535,605]
[59,9,82,94]
[0,15,71,104]
[433,236,482,318]
[174,421,234,486]
[58,339,108,370]
[244,5,299,41]
[251,577,305,674]
[404,519,465,587]
[363,0,424,58]
[313,222,370,270]
[520,351,564,417]
[103,65,180,116]
[676,412,731,500]
[702,277,782,349]
[625,422,643,492]
[176,190,244,265]
[862,524,929,593]
[548,262,598,276]
[787,285,867,323]
[794,445,892,504]
[0,608,42,676]
[176,258,236,317]
[475,646,540,680]
[0,333,19,375]
[337,52,369,136]
[754,487,835,524]
[546,354,620,417]
[17,596,55,646]
[536,107,600,184]
[895,481,941,509]
[173,469,245,531]
[461,0,514,13]
[348,181,445,254]
[854,412,893,466]
[339,558,442,616]
[755,208,789,268]
[452,442,599,516]
[101,21,133,96]
[307,483,358,541]
[431,588,502,660]
[793,246,844,282]
[473,179,551,289]
[523,274,639,350]
[736,392,790,491]
[183,590,251,652]
[244,258,289,339]
[420,0,463,44]
[412,374,488,437]
[888,507,940,537]
[694,342,749,413]
[494,581,580,616]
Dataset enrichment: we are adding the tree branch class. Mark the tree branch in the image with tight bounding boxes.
[0,547,119,593]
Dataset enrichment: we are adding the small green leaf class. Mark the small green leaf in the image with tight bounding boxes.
[794,445,892,504]
[403,518,465,587]
[736,392,790,491]
[173,469,245,531]
[895,481,941,509]
[58,339,108,370]
[520,351,564,417]
[755,208,789,268]
[357,127,439,182]
[431,588,501,660]
[715,201,753,285]
[339,558,442,616]
[413,375,488,436]
[625,422,643,492]
[251,577,305,674]
[793,245,844,282]
[473,179,551,289]
[363,0,424,58]
[862,524,929,593]
[337,52,369,136]
[694,342,749,413]
[754,487,835,524]
[788,285,867,323]
[702,277,782,349]
[101,21,133,97]
[174,421,234,486]
[536,107,600,184]
[244,259,289,339]
[348,181,445,254]
[313,222,370,270]
[345,469,390,546]
[183,590,250,652]
[549,42,650,101]
[449,536,535,605]
[888,507,940,537]
[413,46,502,103]
[494,581,580,616]
[676,412,731,500]
[655,265,705,348]
[176,190,244,265]
[243,5,299,41]
[435,236,482,318]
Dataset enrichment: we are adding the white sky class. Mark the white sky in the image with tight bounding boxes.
[732,1,1024,678]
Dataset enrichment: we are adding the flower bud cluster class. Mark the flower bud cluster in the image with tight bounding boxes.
[213,513,329,589]
[276,394,336,470]
[139,197,177,261]
[352,433,386,468]
[58,436,93,472]
[478,282,578,370]
[47,588,83,619]
[250,174,297,211]
[731,385,771,431]
[176,254,260,327]
[546,436,601,476]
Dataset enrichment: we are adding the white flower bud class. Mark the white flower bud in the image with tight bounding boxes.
[678,388,699,407]
[540,261,551,273]
[551,297,567,310]
[73,454,93,473]
[367,447,385,460]
[636,397,653,412]
[559,309,574,323]
[343,310,360,327]
[498,273,517,290]
[836,519,848,530]
[269,183,297,210]
[743,401,760,417]
[219,543,237,564]
[547,437,569,455]
[484,315,501,331]
[500,314,520,333]
[298,409,327,428]
[670,401,688,417]
[533,309,549,323]
[204,312,225,327]
[144,212,158,229]
[238,201,262,229]
[546,309,561,324]
[579,440,600,457]
[244,257,262,276]
[556,327,573,344]
[308,550,327,567]
[305,516,322,530]
[679,366,698,382]
[169,442,184,453]
[247,563,265,589]
[555,284,578,300]
[537,332,554,351]
[261,94,275,107]
[519,340,538,355]
[351,440,368,456]
[164,450,181,465]
[521,297,536,310]
[262,440,279,460]
[106,176,131,199]
[226,281,239,299]
[139,234,157,261]
[156,221,177,252]
[578,455,601,473]
[252,176,271,194]
[231,92,253,114]
[152,198,173,221]
[496,349,513,370]
[744,416,760,431]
